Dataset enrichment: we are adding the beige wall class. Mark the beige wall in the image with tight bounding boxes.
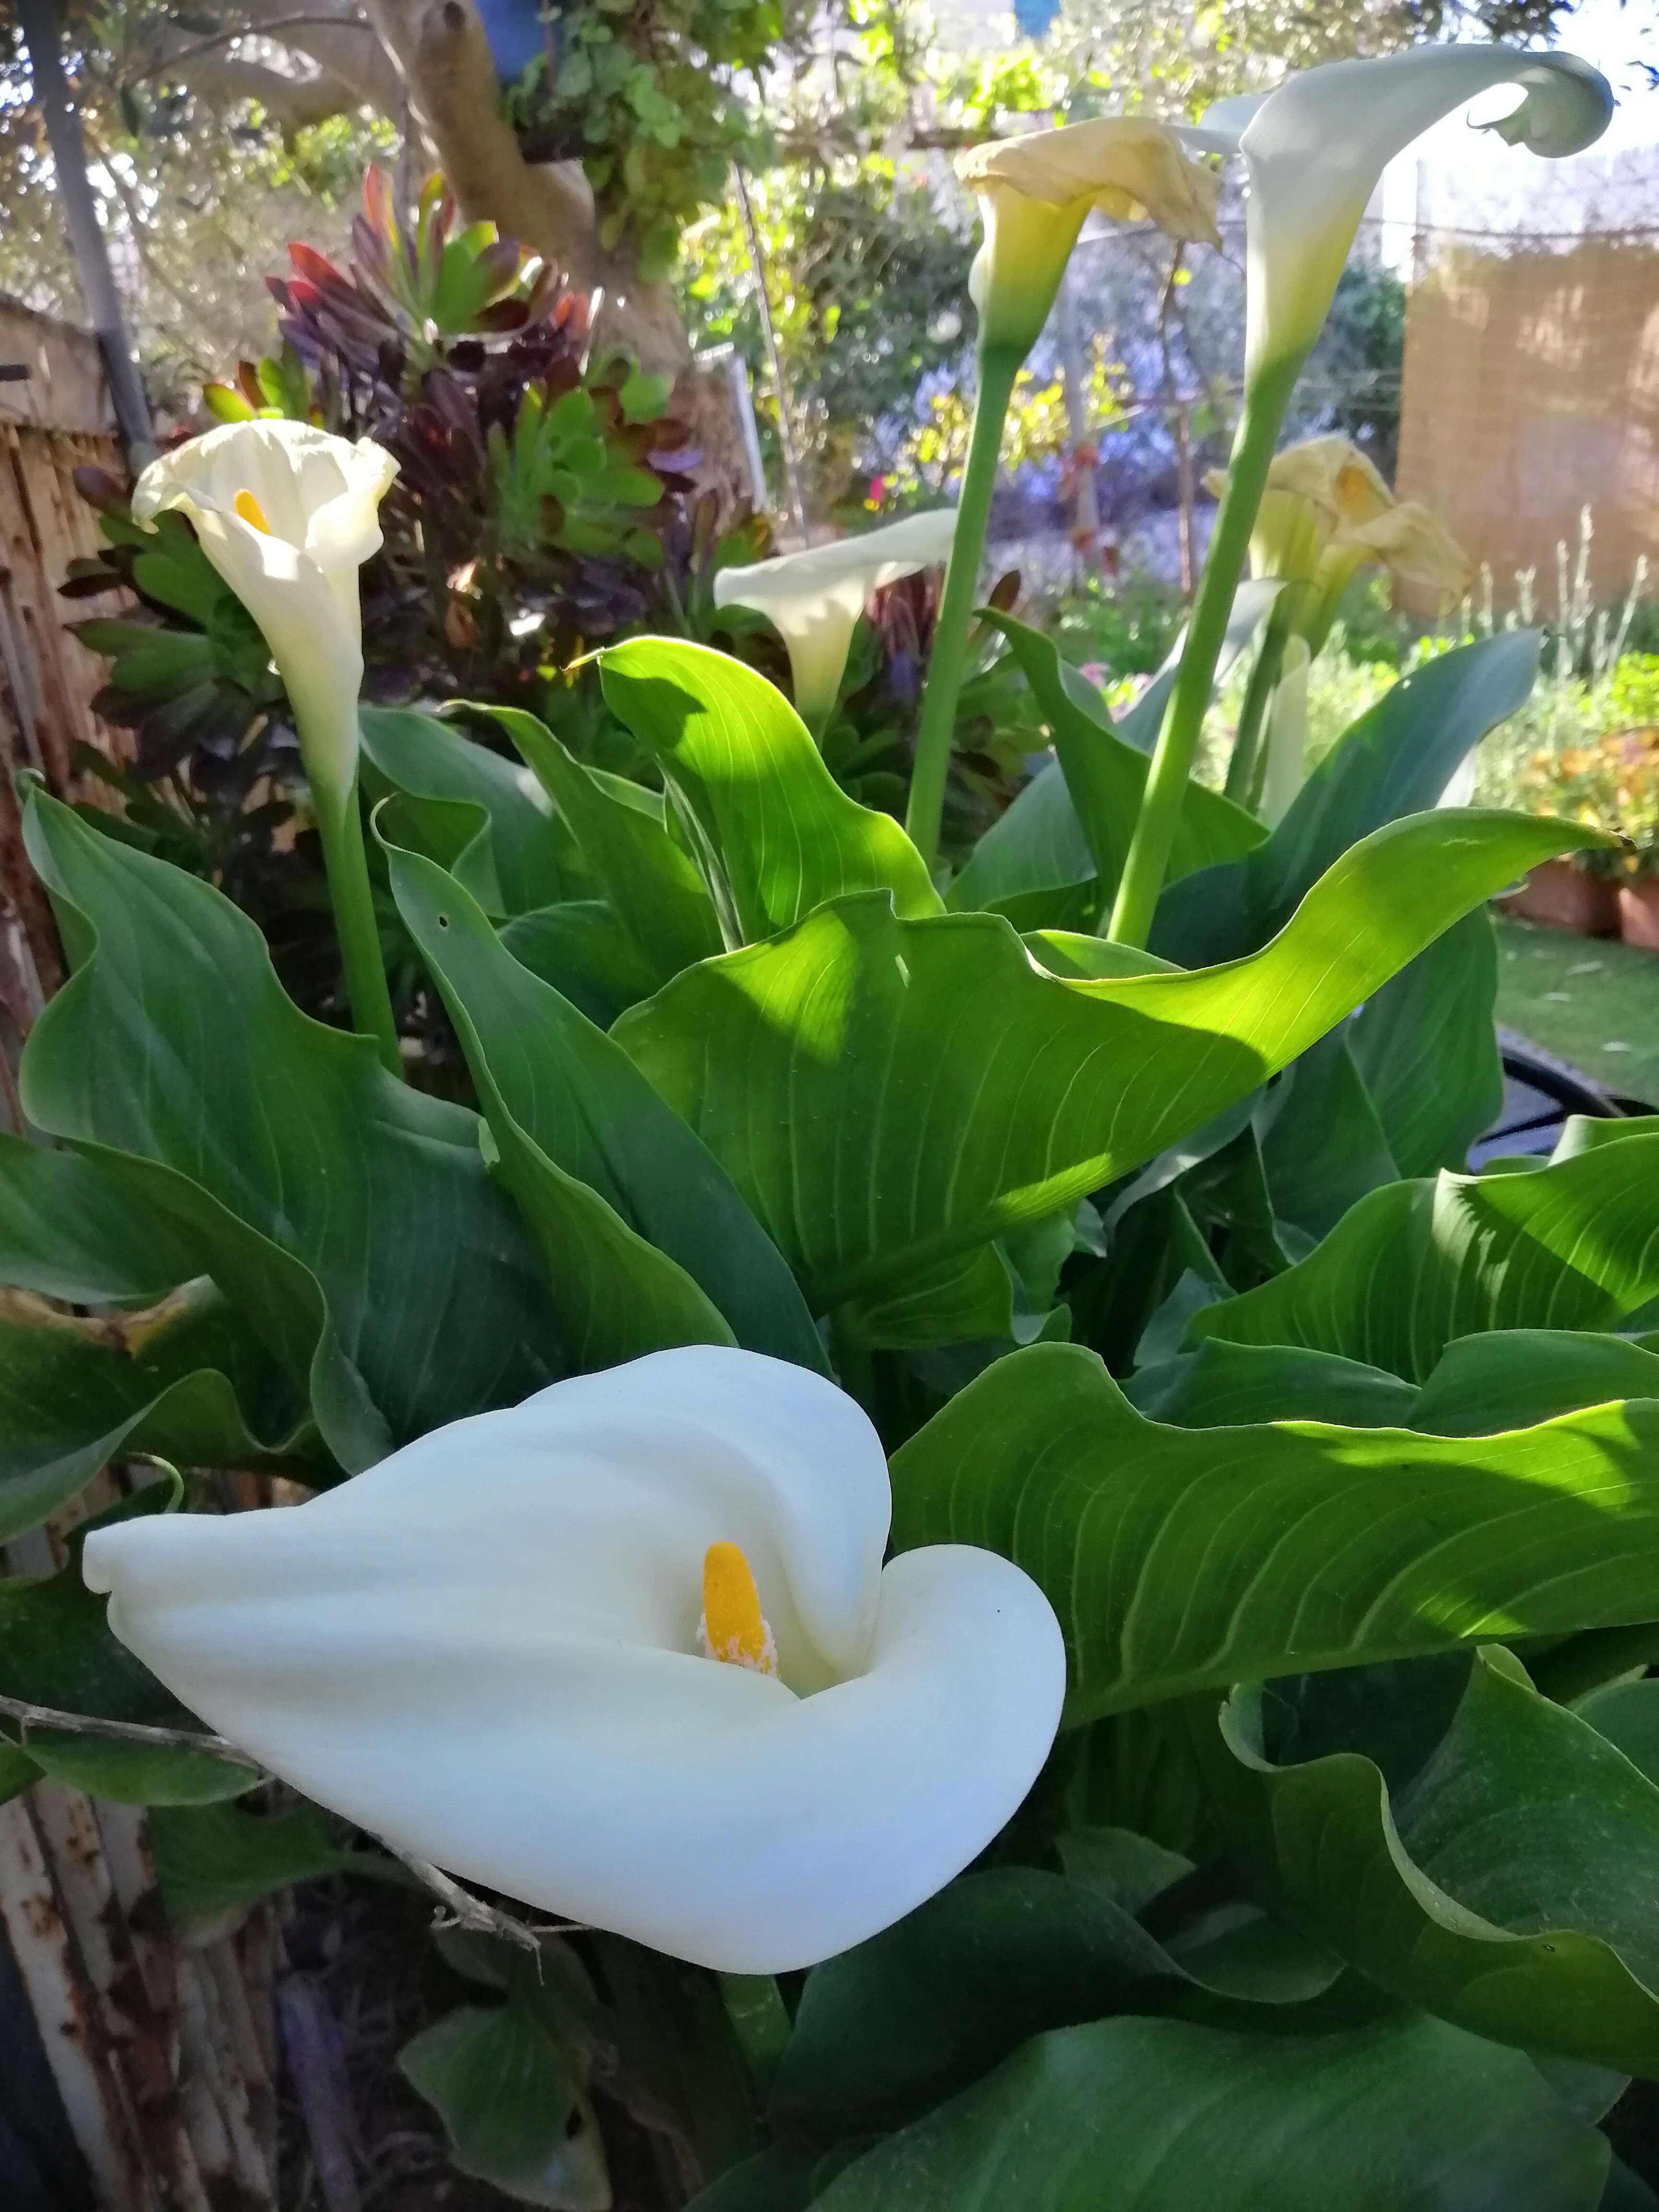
[1396,239,1659,603]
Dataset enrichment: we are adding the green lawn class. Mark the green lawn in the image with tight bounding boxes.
[1493,915,1659,1107]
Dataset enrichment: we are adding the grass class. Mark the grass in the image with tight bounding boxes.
[1494,916,1659,1107]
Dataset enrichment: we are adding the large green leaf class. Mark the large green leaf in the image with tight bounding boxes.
[385,839,826,1370]
[499,900,658,1028]
[1126,1339,1419,1429]
[770,1867,1337,2149]
[0,1489,255,1804]
[1409,1330,1659,1435]
[954,612,1264,918]
[0,1282,321,1542]
[1199,1646,1659,2077]
[812,2011,1607,2212]
[21,787,563,1468]
[359,706,581,915]
[0,1131,200,1302]
[471,702,724,982]
[1190,1132,1659,1379]
[1152,632,1544,965]
[598,637,941,940]
[889,1341,1659,1720]
[616,810,1593,1311]
[1349,910,1503,1177]
[1254,1027,1397,1246]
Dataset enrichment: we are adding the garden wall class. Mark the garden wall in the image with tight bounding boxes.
[0,295,127,1008]
[1396,233,1659,603]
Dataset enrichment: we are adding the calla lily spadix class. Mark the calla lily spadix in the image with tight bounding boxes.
[83,1347,1066,1973]
[714,510,957,735]
[132,420,401,1070]
[1106,44,1610,950]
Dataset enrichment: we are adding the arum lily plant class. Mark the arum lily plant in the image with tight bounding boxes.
[714,511,958,736]
[904,116,1225,871]
[1106,47,1612,942]
[84,1347,1065,1971]
[132,421,401,1069]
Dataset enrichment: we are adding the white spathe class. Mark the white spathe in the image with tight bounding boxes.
[132,421,398,805]
[959,117,1226,360]
[1202,48,1613,376]
[83,1346,1066,1974]
[713,511,958,732]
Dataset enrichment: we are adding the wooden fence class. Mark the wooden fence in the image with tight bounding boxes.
[0,301,284,2212]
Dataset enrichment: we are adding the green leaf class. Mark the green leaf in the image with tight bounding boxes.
[598,638,942,942]
[962,612,1264,917]
[0,1489,254,1804]
[149,1801,403,1939]
[0,1132,200,1302]
[770,1868,1337,2149]
[813,2011,1607,2212]
[474,702,724,983]
[1190,1132,1659,1379]
[616,810,1596,1312]
[889,1342,1659,1721]
[21,788,563,1469]
[498,900,659,1027]
[1255,1028,1397,1245]
[1126,1339,1419,1429]
[0,1281,321,1543]
[399,2002,610,2209]
[1199,1646,1659,2077]
[359,707,583,916]
[386,842,826,1370]
[1152,632,1543,965]
[1408,1330,1659,1436]
[1349,910,1503,1177]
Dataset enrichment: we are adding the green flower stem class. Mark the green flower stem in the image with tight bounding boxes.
[905,344,1022,873]
[1106,356,1303,947]
[1224,592,1295,808]
[314,780,401,1078]
[719,1972,792,2098]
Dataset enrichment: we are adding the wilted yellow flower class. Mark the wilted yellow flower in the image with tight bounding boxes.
[959,118,1224,360]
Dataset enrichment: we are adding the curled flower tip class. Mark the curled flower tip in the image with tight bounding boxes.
[698,1540,779,1677]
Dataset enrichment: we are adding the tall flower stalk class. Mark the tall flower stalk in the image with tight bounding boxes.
[133,421,403,1071]
[1106,47,1612,946]
[904,119,1225,873]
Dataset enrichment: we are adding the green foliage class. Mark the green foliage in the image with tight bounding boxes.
[505,0,784,281]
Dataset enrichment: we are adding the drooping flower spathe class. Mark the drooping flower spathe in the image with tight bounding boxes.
[1201,49,1613,380]
[83,1347,1066,1973]
[714,511,958,733]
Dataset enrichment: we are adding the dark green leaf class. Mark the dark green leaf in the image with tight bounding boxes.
[1409,1330,1659,1435]
[1349,910,1503,1176]
[813,2011,1606,2212]
[499,900,659,1027]
[399,2002,610,2209]
[0,1132,200,1302]
[385,842,825,1370]
[1200,1646,1659,2077]
[21,789,563,1469]
[1126,1339,1419,1428]
[1256,1028,1397,1244]
[474,702,724,982]
[149,1801,403,1939]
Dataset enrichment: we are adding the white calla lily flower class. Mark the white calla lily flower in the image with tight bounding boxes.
[83,1347,1066,1973]
[714,511,958,733]
[132,420,398,806]
[1201,48,1612,378]
[959,118,1226,361]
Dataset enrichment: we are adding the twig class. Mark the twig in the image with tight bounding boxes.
[0,1694,569,1955]
[0,1692,261,1767]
